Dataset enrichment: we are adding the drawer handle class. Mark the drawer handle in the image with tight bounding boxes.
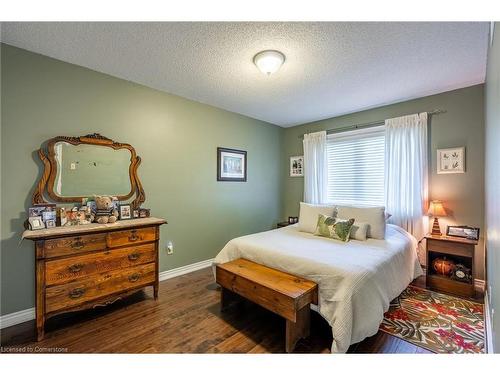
[93,297,122,309]
[128,273,140,283]
[71,237,85,250]
[128,252,140,261]
[128,230,139,242]
[68,263,84,273]
[68,287,85,299]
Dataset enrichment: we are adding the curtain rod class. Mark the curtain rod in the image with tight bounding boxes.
[297,109,446,139]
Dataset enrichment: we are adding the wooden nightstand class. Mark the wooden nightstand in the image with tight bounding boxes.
[425,234,477,298]
[277,221,291,228]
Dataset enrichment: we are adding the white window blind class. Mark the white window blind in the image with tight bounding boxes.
[326,126,385,206]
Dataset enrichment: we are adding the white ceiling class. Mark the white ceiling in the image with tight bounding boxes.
[0,22,489,127]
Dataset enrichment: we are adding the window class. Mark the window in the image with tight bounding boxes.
[326,126,385,206]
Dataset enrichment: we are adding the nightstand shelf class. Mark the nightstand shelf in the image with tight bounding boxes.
[425,234,477,298]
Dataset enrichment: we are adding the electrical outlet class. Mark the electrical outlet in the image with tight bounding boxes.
[166,241,174,255]
[70,162,77,170]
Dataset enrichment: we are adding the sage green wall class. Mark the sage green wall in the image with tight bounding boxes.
[0,42,488,318]
[281,85,485,279]
[0,44,283,315]
[485,22,500,352]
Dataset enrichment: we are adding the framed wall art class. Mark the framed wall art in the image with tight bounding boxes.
[437,147,465,174]
[217,147,247,182]
[290,155,304,177]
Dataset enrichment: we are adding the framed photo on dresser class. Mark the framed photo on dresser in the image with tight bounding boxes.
[446,225,480,241]
[28,216,45,230]
[119,204,132,220]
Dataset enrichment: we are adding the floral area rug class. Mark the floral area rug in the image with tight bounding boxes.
[379,285,484,353]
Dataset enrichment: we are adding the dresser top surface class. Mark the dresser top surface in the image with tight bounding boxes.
[23,217,167,240]
[425,234,478,245]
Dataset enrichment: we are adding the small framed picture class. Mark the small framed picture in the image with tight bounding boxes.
[29,216,45,230]
[119,204,132,220]
[290,156,304,177]
[42,210,57,222]
[133,209,140,218]
[29,207,44,217]
[66,208,79,225]
[437,147,465,174]
[217,147,247,182]
[139,208,150,218]
[45,219,56,228]
[28,203,56,218]
[446,225,480,241]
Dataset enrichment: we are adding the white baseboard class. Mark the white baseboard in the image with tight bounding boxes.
[159,258,214,281]
[0,258,214,330]
[485,290,494,353]
[0,307,35,330]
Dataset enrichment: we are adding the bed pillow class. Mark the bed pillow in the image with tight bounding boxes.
[350,222,369,241]
[314,214,355,242]
[298,202,336,233]
[335,205,386,239]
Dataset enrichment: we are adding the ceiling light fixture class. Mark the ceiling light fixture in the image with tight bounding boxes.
[253,50,285,75]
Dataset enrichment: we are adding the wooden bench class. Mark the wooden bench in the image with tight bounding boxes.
[215,258,318,353]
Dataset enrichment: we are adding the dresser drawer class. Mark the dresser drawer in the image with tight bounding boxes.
[106,226,157,248]
[43,233,107,259]
[45,263,156,313]
[45,243,156,286]
[427,239,473,257]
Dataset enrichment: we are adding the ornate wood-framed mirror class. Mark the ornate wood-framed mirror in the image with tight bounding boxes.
[32,133,145,208]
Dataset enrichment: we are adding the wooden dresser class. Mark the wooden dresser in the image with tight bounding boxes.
[23,217,167,341]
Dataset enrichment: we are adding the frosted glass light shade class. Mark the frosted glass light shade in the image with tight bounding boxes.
[253,50,285,75]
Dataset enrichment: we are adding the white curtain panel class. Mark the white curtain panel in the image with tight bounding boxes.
[384,113,429,240]
[303,131,328,204]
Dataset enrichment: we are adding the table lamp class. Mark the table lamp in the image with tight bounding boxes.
[427,200,447,236]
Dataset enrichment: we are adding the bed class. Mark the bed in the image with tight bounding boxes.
[213,223,423,353]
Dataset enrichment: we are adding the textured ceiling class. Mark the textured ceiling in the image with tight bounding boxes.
[0,22,489,127]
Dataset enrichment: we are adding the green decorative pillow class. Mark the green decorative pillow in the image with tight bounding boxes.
[314,214,355,242]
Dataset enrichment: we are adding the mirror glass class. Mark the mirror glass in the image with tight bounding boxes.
[52,142,132,197]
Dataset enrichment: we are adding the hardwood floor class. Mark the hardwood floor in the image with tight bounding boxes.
[1,267,432,353]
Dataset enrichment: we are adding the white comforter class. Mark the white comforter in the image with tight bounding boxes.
[213,224,423,353]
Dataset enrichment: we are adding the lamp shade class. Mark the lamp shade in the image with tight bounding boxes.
[427,200,447,217]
